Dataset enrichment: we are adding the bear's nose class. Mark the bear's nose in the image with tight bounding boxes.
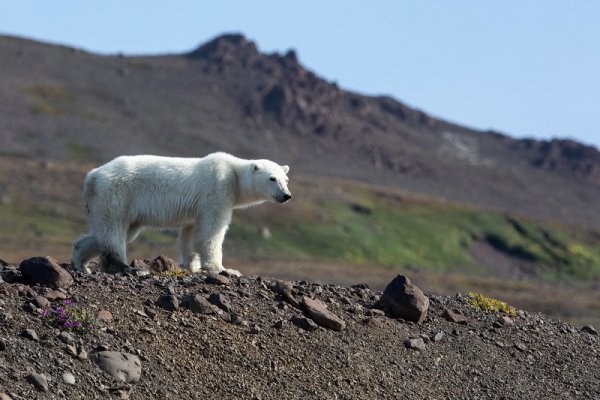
[283,193,292,202]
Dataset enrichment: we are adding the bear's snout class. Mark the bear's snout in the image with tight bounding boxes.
[277,193,292,203]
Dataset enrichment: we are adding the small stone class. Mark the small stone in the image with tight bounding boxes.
[156,294,179,311]
[208,293,233,313]
[249,324,261,334]
[44,290,67,301]
[151,255,180,272]
[32,296,50,309]
[302,296,345,331]
[273,320,285,329]
[404,337,426,351]
[22,303,36,313]
[0,393,12,400]
[77,348,88,361]
[270,280,293,295]
[514,342,528,352]
[59,331,74,344]
[181,294,213,314]
[206,274,230,285]
[0,338,6,351]
[27,372,48,392]
[144,306,157,319]
[65,344,78,357]
[291,316,319,332]
[432,332,444,342]
[581,325,598,335]
[21,329,38,341]
[62,372,76,385]
[419,333,431,343]
[495,316,514,327]
[97,310,113,323]
[441,308,468,324]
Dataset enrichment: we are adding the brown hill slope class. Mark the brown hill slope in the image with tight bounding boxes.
[0,263,598,399]
[0,33,599,229]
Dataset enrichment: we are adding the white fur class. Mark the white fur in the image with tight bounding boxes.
[71,152,291,275]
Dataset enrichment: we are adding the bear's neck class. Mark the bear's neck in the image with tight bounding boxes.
[233,164,267,209]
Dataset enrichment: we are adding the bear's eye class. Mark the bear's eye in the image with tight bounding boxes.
[269,177,277,182]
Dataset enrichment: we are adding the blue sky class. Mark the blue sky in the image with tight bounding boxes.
[1,1,599,148]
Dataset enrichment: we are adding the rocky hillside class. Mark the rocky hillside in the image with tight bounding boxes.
[0,257,598,399]
[0,33,599,228]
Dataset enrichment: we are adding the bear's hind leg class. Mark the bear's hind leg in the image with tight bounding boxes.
[97,227,131,273]
[72,233,100,274]
[178,225,201,273]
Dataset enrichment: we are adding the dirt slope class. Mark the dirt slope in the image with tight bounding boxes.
[0,261,598,399]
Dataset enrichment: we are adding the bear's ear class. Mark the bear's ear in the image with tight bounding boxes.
[282,165,290,174]
[252,162,261,173]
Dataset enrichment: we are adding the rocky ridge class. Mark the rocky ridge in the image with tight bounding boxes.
[0,257,598,399]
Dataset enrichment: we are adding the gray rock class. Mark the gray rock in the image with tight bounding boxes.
[32,296,50,309]
[91,351,142,383]
[19,256,74,289]
[151,255,180,272]
[59,331,74,343]
[495,315,514,328]
[208,293,233,313]
[376,275,429,323]
[181,294,213,314]
[433,331,445,342]
[44,290,67,301]
[302,296,345,331]
[27,372,48,392]
[581,325,598,335]
[404,337,426,351]
[156,294,179,311]
[291,316,319,332]
[62,371,76,385]
[21,329,38,341]
[270,280,293,295]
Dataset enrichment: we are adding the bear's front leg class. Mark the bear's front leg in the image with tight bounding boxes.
[178,225,202,273]
[194,209,241,277]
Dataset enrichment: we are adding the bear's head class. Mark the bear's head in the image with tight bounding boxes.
[251,160,292,203]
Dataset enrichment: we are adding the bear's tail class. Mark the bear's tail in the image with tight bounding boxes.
[82,173,96,214]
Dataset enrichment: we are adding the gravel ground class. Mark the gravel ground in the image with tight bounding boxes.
[0,260,598,399]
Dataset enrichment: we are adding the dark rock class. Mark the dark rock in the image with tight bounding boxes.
[91,351,142,383]
[270,280,293,295]
[156,294,179,311]
[181,294,213,314]
[21,329,38,341]
[376,275,429,323]
[130,259,152,271]
[144,306,157,319]
[302,296,345,331]
[494,316,514,328]
[27,372,48,392]
[442,308,468,324]
[249,324,261,334]
[206,274,231,285]
[291,316,319,331]
[581,325,598,335]
[208,293,233,313]
[404,337,426,351]
[273,320,285,329]
[19,256,74,289]
[0,338,6,351]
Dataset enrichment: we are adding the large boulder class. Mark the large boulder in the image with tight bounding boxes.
[19,256,73,289]
[376,275,429,323]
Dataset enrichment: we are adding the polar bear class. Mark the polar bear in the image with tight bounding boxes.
[71,152,291,276]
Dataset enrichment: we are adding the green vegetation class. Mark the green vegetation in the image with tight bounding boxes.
[467,292,517,316]
[228,181,600,281]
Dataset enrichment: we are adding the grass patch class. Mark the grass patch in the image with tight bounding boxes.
[228,181,600,280]
[467,292,517,316]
